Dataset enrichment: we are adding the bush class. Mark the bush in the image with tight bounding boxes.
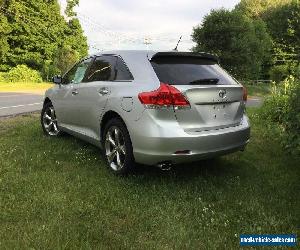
[269,65,289,83]
[1,65,42,83]
[295,64,300,79]
[0,72,5,82]
[260,76,300,156]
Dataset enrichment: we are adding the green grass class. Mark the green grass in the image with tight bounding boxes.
[0,109,299,249]
[245,83,272,97]
[0,82,53,94]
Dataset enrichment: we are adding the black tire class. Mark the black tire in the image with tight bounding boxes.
[103,117,135,175]
[41,102,62,136]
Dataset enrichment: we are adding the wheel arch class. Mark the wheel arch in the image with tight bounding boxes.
[43,97,52,106]
[100,110,129,142]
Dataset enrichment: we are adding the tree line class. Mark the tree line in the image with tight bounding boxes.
[0,0,299,82]
[0,0,88,80]
[192,0,300,81]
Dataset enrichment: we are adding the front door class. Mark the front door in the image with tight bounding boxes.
[54,58,93,128]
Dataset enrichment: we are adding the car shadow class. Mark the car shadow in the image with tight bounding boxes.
[60,134,244,183]
[132,157,242,180]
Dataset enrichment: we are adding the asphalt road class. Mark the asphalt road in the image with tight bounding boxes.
[0,92,263,117]
[246,97,263,107]
[0,92,44,117]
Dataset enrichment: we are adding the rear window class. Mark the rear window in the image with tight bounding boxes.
[114,57,133,81]
[151,56,237,85]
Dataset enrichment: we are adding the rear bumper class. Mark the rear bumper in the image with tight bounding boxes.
[130,114,250,165]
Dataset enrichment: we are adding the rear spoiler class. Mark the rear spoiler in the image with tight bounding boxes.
[149,51,219,64]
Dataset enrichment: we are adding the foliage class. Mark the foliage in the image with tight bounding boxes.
[269,65,289,83]
[262,0,300,64]
[65,0,79,17]
[53,45,79,75]
[64,18,88,63]
[295,64,300,79]
[192,9,272,80]
[235,0,292,18]
[236,0,300,79]
[260,76,300,155]
[194,0,300,81]
[0,0,87,79]
[0,15,12,71]
[244,82,272,97]
[0,72,5,82]
[0,65,42,83]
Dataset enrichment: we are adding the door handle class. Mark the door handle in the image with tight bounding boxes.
[72,89,79,95]
[98,88,109,95]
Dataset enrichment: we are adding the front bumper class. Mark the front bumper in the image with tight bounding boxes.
[130,114,250,166]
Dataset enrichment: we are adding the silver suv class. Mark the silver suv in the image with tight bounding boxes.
[41,50,250,174]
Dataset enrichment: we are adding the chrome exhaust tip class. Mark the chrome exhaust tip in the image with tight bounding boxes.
[157,161,173,171]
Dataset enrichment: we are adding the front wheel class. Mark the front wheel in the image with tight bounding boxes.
[41,102,62,136]
[103,118,135,175]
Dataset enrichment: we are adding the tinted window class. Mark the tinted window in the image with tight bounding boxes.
[151,56,237,85]
[86,56,116,82]
[114,57,133,80]
[63,58,92,84]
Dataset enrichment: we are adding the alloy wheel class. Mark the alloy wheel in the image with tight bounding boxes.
[105,126,126,171]
[42,106,60,136]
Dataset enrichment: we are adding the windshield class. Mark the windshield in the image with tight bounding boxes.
[151,56,237,85]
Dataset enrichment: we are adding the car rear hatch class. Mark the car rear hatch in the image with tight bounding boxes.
[150,52,246,132]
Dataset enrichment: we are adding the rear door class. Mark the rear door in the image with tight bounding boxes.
[74,55,117,137]
[151,55,245,132]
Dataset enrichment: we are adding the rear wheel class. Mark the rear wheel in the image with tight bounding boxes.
[41,102,61,136]
[103,118,135,175]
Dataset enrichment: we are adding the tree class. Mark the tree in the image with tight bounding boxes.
[235,0,292,18]
[263,1,300,58]
[65,0,79,18]
[192,9,272,80]
[0,15,11,71]
[2,1,66,71]
[53,45,79,75]
[64,18,88,60]
[63,0,88,72]
[0,0,87,79]
[236,0,300,77]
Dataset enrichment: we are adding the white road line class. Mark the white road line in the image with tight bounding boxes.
[0,102,43,110]
[0,94,37,98]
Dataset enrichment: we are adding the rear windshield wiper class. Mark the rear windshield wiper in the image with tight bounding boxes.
[189,78,219,85]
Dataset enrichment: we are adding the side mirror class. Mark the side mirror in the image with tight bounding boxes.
[52,75,62,84]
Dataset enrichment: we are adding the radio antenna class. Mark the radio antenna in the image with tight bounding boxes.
[173,35,182,51]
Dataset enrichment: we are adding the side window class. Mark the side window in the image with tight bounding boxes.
[62,58,92,84]
[114,57,133,81]
[86,56,116,82]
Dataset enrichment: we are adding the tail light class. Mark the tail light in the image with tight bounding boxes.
[138,83,190,109]
[242,85,247,101]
